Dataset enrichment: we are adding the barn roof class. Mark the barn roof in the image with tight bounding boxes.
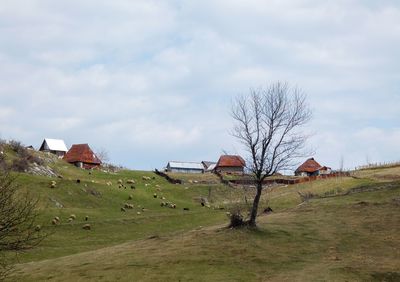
[216,155,246,168]
[167,161,204,170]
[40,138,68,152]
[295,158,322,173]
[206,163,216,171]
[63,144,101,165]
[202,161,216,169]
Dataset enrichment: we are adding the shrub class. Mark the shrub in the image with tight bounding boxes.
[11,157,30,172]
[0,170,45,280]
[8,140,26,156]
[228,206,247,228]
[27,154,44,166]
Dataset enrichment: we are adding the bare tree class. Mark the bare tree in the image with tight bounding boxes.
[0,170,45,279]
[231,82,311,227]
[95,147,110,164]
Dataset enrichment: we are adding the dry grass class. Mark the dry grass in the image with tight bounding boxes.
[11,183,400,281]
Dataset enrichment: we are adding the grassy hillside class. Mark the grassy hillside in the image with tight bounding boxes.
[11,179,400,281]
[3,148,400,281]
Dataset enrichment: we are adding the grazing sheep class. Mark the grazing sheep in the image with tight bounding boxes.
[145,183,149,187]
[76,179,81,183]
[130,185,135,189]
[35,225,41,231]
[54,216,60,222]
[127,179,135,184]
[51,219,58,225]
[128,195,133,200]
[183,207,190,211]
[124,203,133,209]
[153,193,157,198]
[82,224,91,230]
[201,202,205,207]
[50,180,57,188]
[160,202,165,207]
[161,196,166,200]
[85,215,89,221]
[118,179,123,184]
[142,176,151,181]
[70,214,76,220]
[136,212,141,215]
[118,184,122,189]
[106,181,112,186]
[68,218,73,223]
[121,207,126,212]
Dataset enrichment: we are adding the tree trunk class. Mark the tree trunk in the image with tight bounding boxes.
[248,181,263,227]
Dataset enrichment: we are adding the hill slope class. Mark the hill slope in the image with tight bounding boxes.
[3,146,400,281]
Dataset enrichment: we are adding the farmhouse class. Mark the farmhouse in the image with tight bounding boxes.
[166,161,204,174]
[215,155,245,174]
[63,144,101,169]
[295,158,331,177]
[39,138,68,158]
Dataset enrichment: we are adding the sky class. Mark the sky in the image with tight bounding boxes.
[0,0,399,171]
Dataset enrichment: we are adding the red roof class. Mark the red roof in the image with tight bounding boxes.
[63,144,101,165]
[295,158,322,173]
[216,155,246,168]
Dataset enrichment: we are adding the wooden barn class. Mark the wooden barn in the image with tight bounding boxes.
[38,138,68,158]
[166,161,204,174]
[295,158,331,177]
[63,144,101,169]
[215,155,245,174]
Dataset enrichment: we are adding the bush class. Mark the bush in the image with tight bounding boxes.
[11,158,30,172]
[8,140,26,155]
[228,206,247,228]
[27,154,44,166]
[0,170,45,280]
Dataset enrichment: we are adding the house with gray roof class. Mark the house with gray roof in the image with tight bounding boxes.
[166,161,204,174]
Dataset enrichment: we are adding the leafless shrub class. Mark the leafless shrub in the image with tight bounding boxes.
[0,170,46,280]
[11,157,30,172]
[27,154,44,166]
[228,206,246,228]
[8,140,27,156]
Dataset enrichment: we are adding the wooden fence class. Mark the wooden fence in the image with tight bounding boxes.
[228,172,350,186]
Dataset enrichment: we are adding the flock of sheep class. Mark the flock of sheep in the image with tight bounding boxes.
[47,174,182,231]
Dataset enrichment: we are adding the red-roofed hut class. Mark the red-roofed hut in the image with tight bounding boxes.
[215,155,245,174]
[63,144,101,169]
[295,158,331,176]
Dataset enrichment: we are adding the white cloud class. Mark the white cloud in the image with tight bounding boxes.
[0,0,399,169]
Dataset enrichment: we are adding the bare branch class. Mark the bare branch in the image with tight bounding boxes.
[230,81,312,227]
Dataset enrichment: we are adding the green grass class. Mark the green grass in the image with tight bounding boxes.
[3,150,400,281]
[11,182,400,281]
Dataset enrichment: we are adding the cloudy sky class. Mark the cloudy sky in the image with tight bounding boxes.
[0,0,399,170]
